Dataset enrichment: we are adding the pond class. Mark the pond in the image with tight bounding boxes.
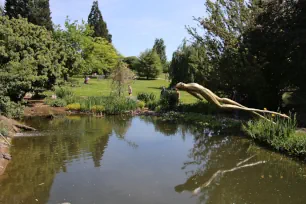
[1,115,306,204]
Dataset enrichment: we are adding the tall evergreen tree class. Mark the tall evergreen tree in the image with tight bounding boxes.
[4,0,53,30]
[5,0,31,19]
[153,38,167,72]
[88,1,112,43]
[28,0,53,31]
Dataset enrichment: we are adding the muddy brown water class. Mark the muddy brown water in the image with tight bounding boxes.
[1,115,306,204]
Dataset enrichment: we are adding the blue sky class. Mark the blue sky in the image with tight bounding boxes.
[1,0,206,59]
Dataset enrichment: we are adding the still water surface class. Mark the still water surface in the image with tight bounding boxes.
[1,116,306,204]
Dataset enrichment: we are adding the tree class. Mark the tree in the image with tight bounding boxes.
[186,0,265,106]
[169,40,211,87]
[4,0,53,30]
[153,38,167,73]
[123,56,140,71]
[0,5,4,16]
[0,16,64,116]
[28,0,53,31]
[54,18,119,78]
[88,1,112,42]
[110,61,135,97]
[138,49,162,80]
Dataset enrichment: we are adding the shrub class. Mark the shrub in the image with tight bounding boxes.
[159,90,179,111]
[55,87,76,104]
[66,103,81,111]
[0,96,24,118]
[177,101,219,114]
[91,105,105,113]
[46,99,67,107]
[103,96,137,115]
[243,113,306,156]
[137,92,156,103]
[137,101,145,109]
[147,100,159,111]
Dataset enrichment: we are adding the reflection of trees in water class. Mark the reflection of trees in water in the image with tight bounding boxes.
[106,116,139,148]
[0,116,114,203]
[139,116,190,140]
[175,131,306,204]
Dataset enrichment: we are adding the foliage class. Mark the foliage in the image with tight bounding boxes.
[55,87,76,104]
[0,96,24,118]
[177,101,220,115]
[46,99,67,107]
[123,56,140,71]
[137,92,156,103]
[85,37,119,74]
[54,18,118,77]
[138,49,162,79]
[5,0,53,30]
[243,113,306,156]
[136,101,145,109]
[110,61,136,97]
[91,105,105,113]
[169,41,211,87]
[0,5,4,16]
[66,103,81,111]
[0,16,64,110]
[146,100,159,111]
[159,90,179,111]
[88,1,112,42]
[103,96,137,115]
[153,38,167,73]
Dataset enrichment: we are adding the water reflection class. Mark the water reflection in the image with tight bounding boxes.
[0,116,306,204]
[176,130,306,204]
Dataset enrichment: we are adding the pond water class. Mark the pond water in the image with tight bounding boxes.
[1,116,306,204]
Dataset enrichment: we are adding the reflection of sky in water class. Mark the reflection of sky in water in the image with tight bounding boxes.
[1,116,306,204]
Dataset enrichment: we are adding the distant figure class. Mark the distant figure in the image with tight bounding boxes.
[128,85,132,96]
[84,76,89,84]
[51,94,57,99]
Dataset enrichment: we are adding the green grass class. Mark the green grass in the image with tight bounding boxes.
[243,114,306,156]
[50,77,198,104]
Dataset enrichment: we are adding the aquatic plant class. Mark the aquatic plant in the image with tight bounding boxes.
[243,113,306,156]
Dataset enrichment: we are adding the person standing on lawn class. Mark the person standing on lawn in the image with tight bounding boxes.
[128,85,132,96]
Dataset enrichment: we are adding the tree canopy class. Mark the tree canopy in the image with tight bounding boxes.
[153,38,167,73]
[88,1,112,43]
[5,0,53,30]
[138,49,162,80]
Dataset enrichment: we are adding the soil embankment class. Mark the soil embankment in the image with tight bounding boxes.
[0,116,36,175]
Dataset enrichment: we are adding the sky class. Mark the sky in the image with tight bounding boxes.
[0,0,206,59]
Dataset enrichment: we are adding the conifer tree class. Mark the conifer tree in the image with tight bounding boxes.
[4,0,53,31]
[153,38,167,72]
[88,1,112,42]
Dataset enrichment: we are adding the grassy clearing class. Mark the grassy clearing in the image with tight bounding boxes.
[49,77,198,104]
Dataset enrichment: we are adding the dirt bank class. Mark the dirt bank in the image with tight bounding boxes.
[0,116,36,176]
[24,100,68,117]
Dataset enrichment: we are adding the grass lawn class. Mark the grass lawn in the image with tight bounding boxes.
[56,77,198,104]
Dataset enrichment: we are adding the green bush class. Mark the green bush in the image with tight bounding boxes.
[147,100,159,111]
[0,96,24,118]
[159,90,179,111]
[137,92,156,103]
[243,114,306,156]
[91,105,105,113]
[46,99,67,107]
[137,101,145,109]
[66,103,81,111]
[177,101,219,114]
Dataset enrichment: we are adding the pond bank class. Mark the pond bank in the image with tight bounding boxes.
[0,116,36,175]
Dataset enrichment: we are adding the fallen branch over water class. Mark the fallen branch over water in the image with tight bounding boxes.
[192,160,266,195]
[0,133,11,146]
